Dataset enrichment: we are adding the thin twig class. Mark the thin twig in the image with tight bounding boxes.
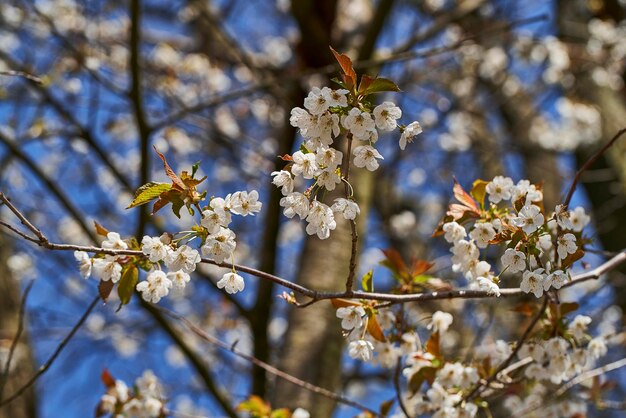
[0,70,43,85]
[555,357,626,397]
[563,128,626,208]
[463,297,548,402]
[1,194,625,304]
[0,296,99,407]
[0,280,35,400]
[393,358,410,418]
[158,306,378,415]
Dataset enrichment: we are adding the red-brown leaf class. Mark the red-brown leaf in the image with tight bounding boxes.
[153,146,186,190]
[329,46,356,88]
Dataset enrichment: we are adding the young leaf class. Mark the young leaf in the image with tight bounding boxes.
[126,182,172,209]
[362,77,401,95]
[366,314,386,342]
[425,331,442,359]
[470,179,489,209]
[101,368,116,388]
[329,46,356,89]
[153,146,187,190]
[561,249,585,269]
[117,265,138,308]
[361,269,374,292]
[98,279,114,303]
[453,178,480,212]
[379,398,395,417]
[358,74,376,94]
[191,161,201,178]
[330,298,362,309]
[93,221,110,237]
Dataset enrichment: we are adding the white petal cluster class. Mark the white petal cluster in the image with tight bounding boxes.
[98,371,165,418]
[280,86,420,240]
[136,270,172,303]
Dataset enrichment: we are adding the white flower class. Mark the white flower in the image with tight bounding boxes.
[469,222,496,248]
[217,272,245,294]
[271,170,295,196]
[451,240,479,272]
[518,343,546,363]
[428,311,453,333]
[348,340,374,362]
[74,251,92,278]
[486,176,514,203]
[279,192,310,219]
[93,256,122,282]
[136,370,163,398]
[336,306,366,330]
[399,121,422,150]
[352,145,383,171]
[291,151,321,179]
[442,221,466,243]
[331,198,360,220]
[229,190,262,216]
[557,233,577,260]
[165,245,201,273]
[568,315,591,341]
[342,108,376,138]
[315,146,343,169]
[466,260,491,281]
[544,337,569,356]
[316,169,341,191]
[373,101,402,132]
[501,248,526,273]
[436,362,464,388]
[538,234,553,251]
[304,87,331,115]
[325,88,349,107]
[144,397,163,416]
[477,276,501,296]
[102,232,128,250]
[520,268,546,298]
[544,269,568,290]
[141,236,170,262]
[136,270,173,303]
[305,201,336,239]
[316,112,341,145]
[290,107,318,138]
[167,270,190,289]
[587,337,607,359]
[512,180,543,204]
[512,205,544,234]
[555,204,573,229]
[202,227,237,264]
[570,207,590,232]
[292,408,311,418]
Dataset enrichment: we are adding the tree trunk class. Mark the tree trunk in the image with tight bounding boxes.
[0,235,37,418]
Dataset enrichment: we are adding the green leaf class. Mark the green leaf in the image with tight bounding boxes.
[470,179,489,209]
[270,409,290,418]
[362,77,401,95]
[171,196,185,219]
[117,265,138,308]
[361,269,373,292]
[127,182,172,209]
[191,161,201,178]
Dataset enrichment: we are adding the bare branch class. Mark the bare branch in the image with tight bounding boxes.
[0,296,99,408]
[158,306,379,415]
[564,128,626,208]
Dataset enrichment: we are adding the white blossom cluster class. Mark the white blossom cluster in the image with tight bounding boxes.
[274,86,422,239]
[529,98,602,151]
[98,370,165,418]
[587,18,626,91]
[442,176,590,298]
[503,384,586,418]
[501,316,608,417]
[74,191,261,303]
